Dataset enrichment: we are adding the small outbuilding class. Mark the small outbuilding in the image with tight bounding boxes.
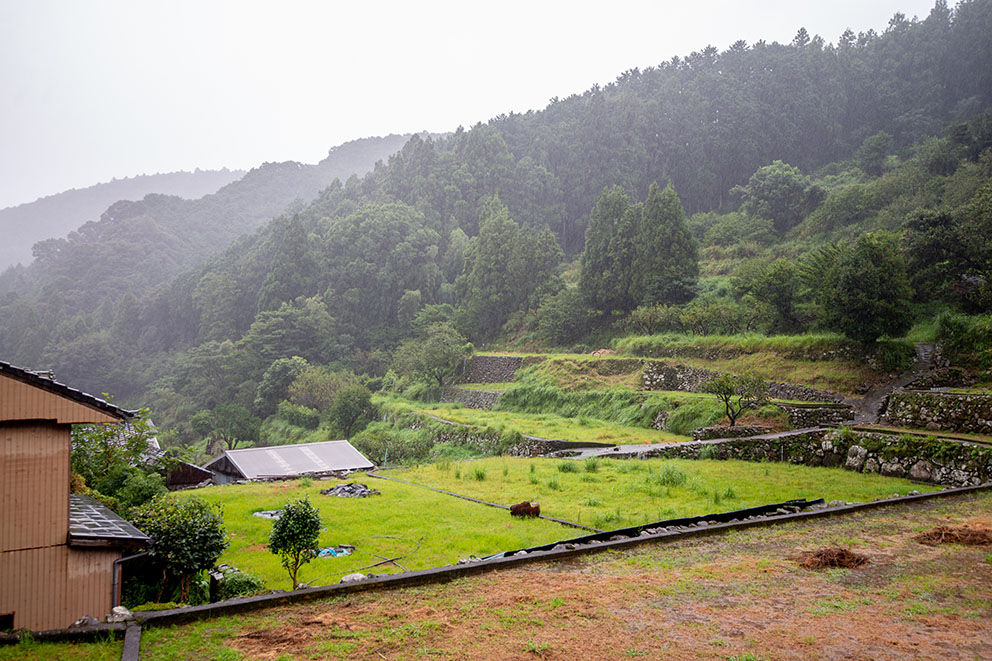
[0,360,149,631]
[205,440,375,484]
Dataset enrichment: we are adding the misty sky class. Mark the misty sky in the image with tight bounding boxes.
[1,0,939,210]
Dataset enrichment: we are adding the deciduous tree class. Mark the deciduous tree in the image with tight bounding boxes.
[269,498,322,590]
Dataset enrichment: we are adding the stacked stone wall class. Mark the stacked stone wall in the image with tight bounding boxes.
[460,356,523,384]
[641,361,844,403]
[631,430,990,487]
[777,404,854,427]
[692,425,772,441]
[440,387,501,410]
[885,391,992,434]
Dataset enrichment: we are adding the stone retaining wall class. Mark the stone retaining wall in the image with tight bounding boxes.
[777,403,854,427]
[630,430,990,487]
[440,387,501,410]
[460,355,523,384]
[641,361,844,403]
[407,413,611,458]
[885,391,992,434]
[692,425,772,441]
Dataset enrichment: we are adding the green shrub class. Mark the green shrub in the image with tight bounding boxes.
[218,571,266,600]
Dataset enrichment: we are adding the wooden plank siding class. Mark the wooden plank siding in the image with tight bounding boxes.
[0,374,120,425]
[0,546,120,630]
[0,422,69,552]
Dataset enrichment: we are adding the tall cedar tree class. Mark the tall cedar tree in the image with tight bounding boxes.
[633,182,699,306]
[462,197,562,338]
[580,185,639,313]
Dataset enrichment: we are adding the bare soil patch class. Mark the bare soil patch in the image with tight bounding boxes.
[794,546,870,569]
[914,524,992,546]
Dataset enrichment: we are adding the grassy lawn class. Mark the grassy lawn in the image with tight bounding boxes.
[400,402,690,444]
[0,638,121,661]
[392,456,941,532]
[172,477,563,591]
[168,455,938,594]
[131,492,992,661]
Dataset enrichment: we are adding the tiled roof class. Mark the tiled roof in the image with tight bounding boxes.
[0,360,136,420]
[68,494,149,548]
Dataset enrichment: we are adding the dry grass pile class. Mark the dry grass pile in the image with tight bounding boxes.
[794,546,870,569]
[914,525,992,546]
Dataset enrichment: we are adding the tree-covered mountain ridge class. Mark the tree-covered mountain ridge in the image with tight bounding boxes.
[0,133,414,307]
[0,168,246,270]
[1,0,990,445]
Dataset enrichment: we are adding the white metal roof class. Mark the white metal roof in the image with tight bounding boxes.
[205,440,374,479]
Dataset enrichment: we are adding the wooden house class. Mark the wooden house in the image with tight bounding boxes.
[0,361,148,631]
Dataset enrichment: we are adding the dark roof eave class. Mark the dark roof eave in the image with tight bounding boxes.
[68,533,149,549]
[0,360,136,420]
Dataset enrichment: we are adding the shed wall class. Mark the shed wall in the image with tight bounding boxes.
[0,545,120,630]
[0,375,120,424]
[0,421,69,552]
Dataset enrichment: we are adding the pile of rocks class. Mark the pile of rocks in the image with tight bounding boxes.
[320,482,381,498]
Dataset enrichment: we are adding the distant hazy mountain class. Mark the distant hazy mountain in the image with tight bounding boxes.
[0,134,413,315]
[0,169,245,270]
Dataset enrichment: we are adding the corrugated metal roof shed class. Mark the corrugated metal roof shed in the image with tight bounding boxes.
[204,440,374,481]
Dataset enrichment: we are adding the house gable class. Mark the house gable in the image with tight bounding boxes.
[0,361,133,424]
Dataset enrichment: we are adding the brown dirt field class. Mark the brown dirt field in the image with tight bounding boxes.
[161,492,992,660]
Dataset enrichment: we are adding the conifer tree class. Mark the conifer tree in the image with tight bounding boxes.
[633,182,699,306]
[579,185,639,313]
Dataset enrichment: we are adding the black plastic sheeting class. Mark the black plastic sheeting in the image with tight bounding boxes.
[487,498,825,559]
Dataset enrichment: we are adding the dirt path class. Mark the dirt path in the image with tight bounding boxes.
[136,491,992,660]
[847,343,934,424]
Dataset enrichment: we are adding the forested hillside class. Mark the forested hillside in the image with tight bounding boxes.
[0,168,245,270]
[0,134,412,311]
[1,0,991,449]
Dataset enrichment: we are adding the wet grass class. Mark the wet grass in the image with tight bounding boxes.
[388,399,690,444]
[393,456,940,533]
[172,477,562,591]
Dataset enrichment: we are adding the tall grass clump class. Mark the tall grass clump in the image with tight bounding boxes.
[584,457,600,473]
[654,464,688,487]
[557,461,579,473]
[664,400,724,436]
[473,468,487,481]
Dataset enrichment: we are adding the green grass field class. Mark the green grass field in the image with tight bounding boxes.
[392,456,939,531]
[391,401,690,444]
[173,477,562,591]
[171,458,939,594]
